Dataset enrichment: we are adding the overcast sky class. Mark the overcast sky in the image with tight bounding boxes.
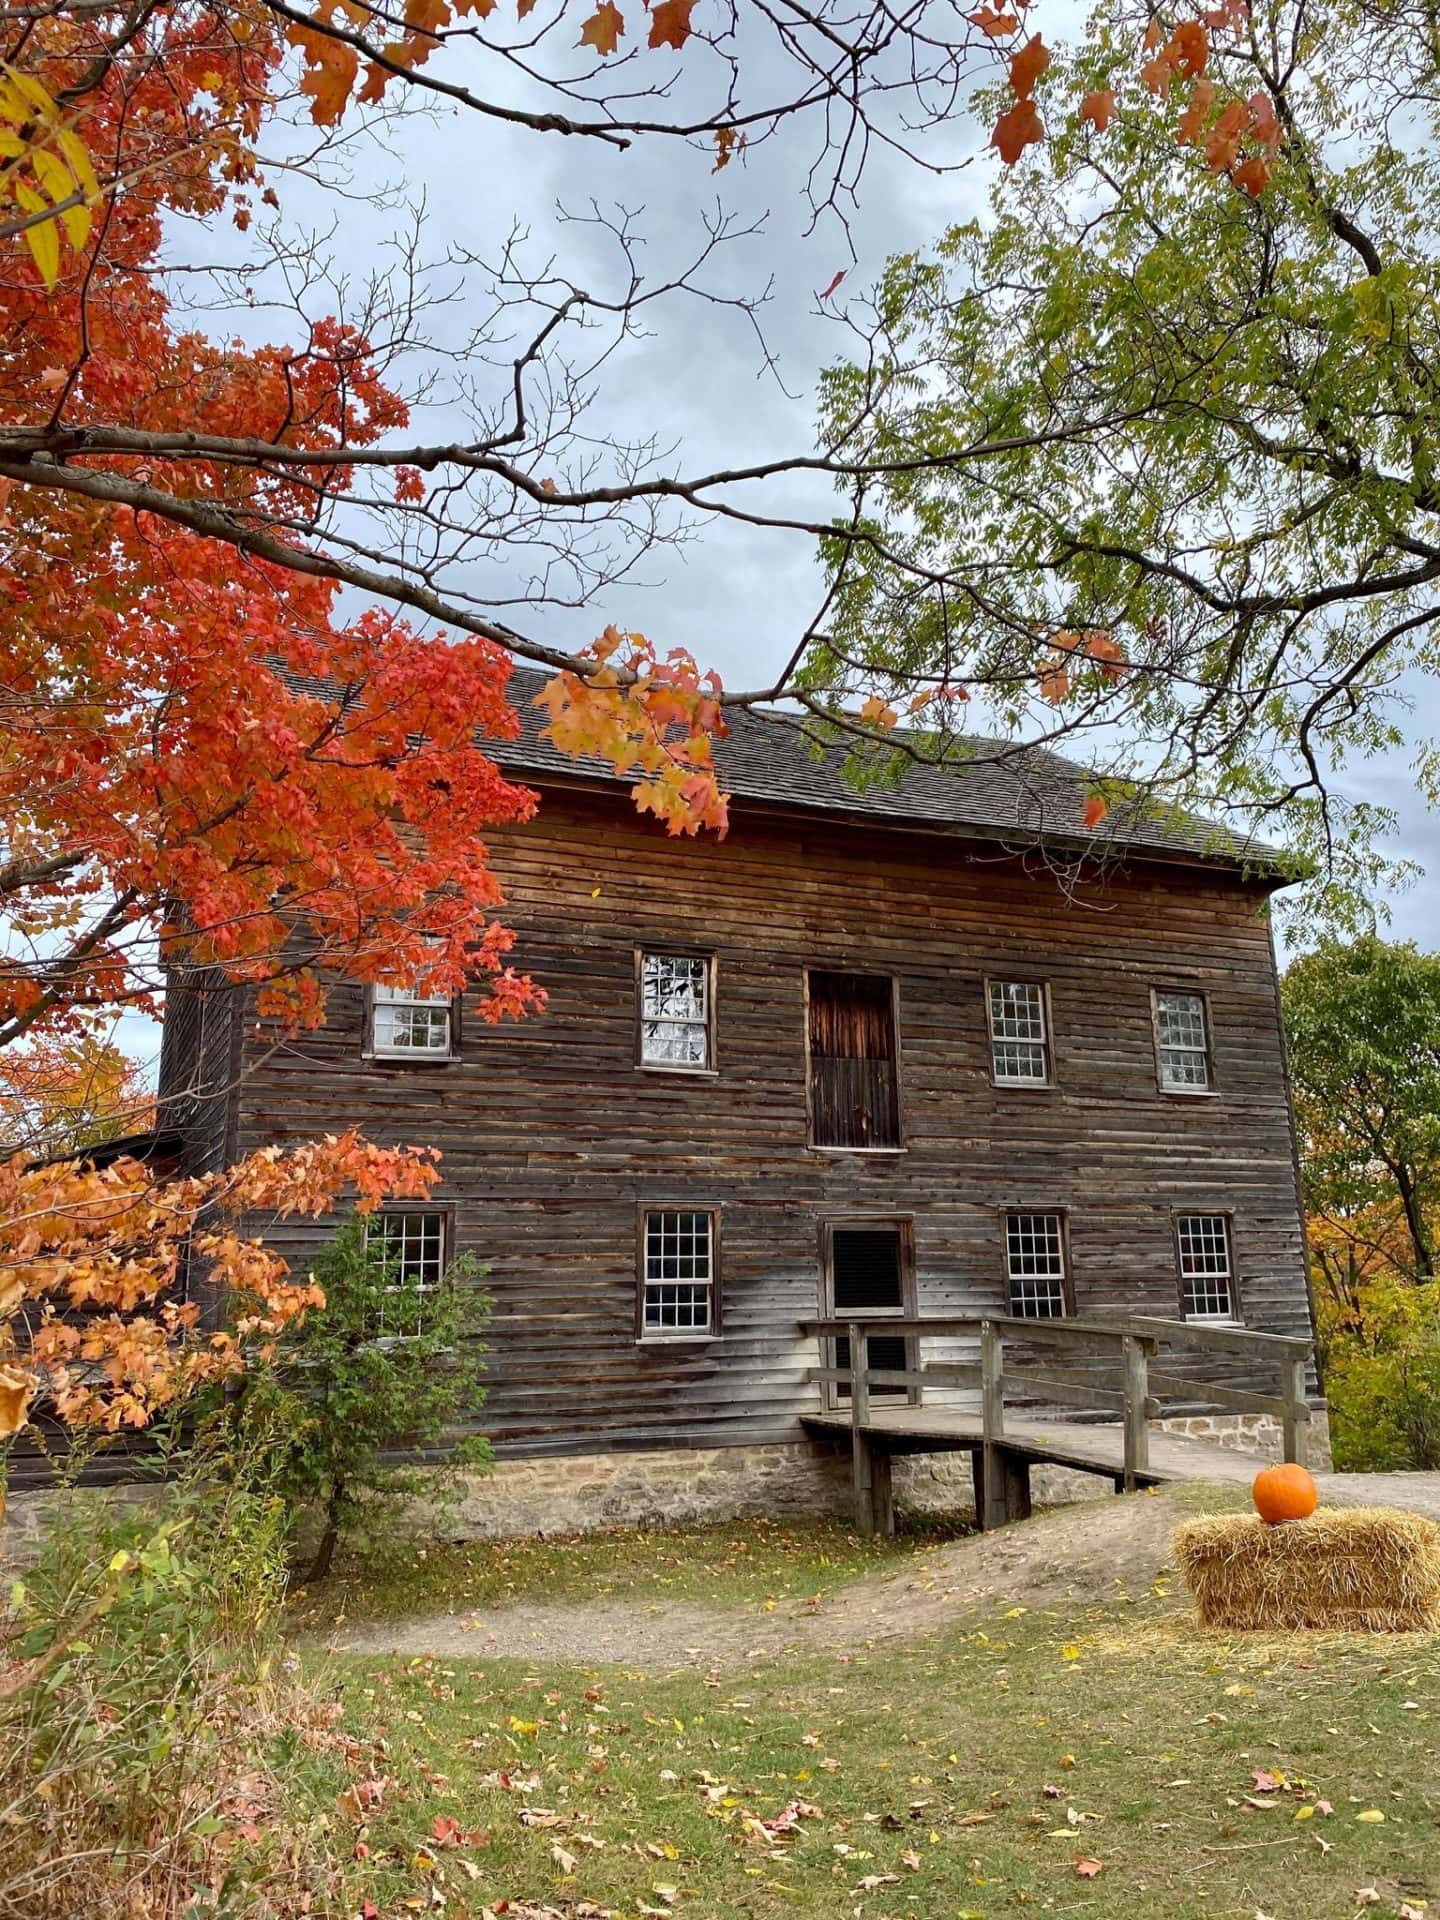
[118,16,1438,1078]
[356,27,1438,954]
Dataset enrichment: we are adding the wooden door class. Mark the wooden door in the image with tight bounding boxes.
[824,1221,914,1406]
[807,971,901,1148]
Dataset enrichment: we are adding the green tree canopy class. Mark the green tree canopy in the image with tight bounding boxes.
[1282,936,1440,1287]
[814,0,1440,917]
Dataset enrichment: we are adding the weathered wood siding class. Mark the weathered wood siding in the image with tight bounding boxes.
[227,785,1311,1457]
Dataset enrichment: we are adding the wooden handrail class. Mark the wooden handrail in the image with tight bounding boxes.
[802,1306,1314,1468]
[800,1314,1157,1346]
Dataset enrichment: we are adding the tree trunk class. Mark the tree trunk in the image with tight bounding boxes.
[303,1482,344,1586]
[1394,1163,1436,1281]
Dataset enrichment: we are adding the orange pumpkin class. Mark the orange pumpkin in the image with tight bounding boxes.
[1252,1462,1318,1526]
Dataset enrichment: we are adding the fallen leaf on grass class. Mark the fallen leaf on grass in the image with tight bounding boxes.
[1074,1856,1105,1878]
[1356,1809,1386,1823]
[551,1841,579,1875]
[852,1874,902,1891]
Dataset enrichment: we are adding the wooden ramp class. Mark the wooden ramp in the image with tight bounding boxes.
[799,1313,1314,1535]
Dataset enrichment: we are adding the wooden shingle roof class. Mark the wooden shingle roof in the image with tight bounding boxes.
[493,670,1289,881]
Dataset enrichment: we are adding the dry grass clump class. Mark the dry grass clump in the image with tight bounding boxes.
[1174,1507,1440,1633]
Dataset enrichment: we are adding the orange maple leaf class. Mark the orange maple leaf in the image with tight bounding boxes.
[1008,32,1049,101]
[291,30,360,126]
[1171,18,1209,77]
[1248,88,1281,155]
[1082,795,1109,831]
[1204,98,1248,172]
[1037,657,1071,704]
[992,96,1043,164]
[648,0,696,49]
[1078,88,1115,132]
[1176,75,1215,144]
[1231,154,1270,196]
[578,0,624,53]
[968,6,1020,36]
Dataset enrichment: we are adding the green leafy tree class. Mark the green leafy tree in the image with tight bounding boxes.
[1283,937,1440,1287]
[1280,936,1440,1468]
[814,0,1440,914]
[241,1220,492,1584]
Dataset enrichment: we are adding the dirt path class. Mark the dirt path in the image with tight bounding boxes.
[320,1495,1183,1670]
[319,1471,1440,1673]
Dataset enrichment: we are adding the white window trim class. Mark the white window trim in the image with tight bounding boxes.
[1153,988,1216,1096]
[1004,1210,1069,1319]
[639,1208,718,1340]
[638,951,715,1074]
[367,978,456,1060]
[1175,1212,1239,1323]
[985,978,1054,1088]
[364,1209,448,1335]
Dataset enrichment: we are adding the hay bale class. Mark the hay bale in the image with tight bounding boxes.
[1173,1507,1440,1633]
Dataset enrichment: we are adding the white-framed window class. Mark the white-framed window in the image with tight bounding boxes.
[1155,990,1212,1091]
[367,1210,447,1289]
[987,980,1051,1085]
[641,1209,715,1336]
[1176,1213,1236,1321]
[370,980,453,1057]
[1005,1211,1068,1319]
[640,952,712,1069]
[365,1209,447,1332]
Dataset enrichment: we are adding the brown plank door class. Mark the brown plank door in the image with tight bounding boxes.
[824,1221,915,1407]
[806,971,901,1149]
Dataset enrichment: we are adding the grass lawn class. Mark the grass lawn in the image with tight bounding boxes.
[285,1513,970,1631]
[293,1506,1440,1920]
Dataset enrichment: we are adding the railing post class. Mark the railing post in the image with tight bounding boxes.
[1280,1353,1308,1468]
[847,1320,875,1534]
[848,1322,869,1431]
[1121,1334,1150,1490]
[980,1318,1004,1440]
[979,1318,1007,1529]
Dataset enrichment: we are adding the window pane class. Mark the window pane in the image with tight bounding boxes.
[643,1210,713,1332]
[1156,992,1210,1090]
[369,1210,445,1288]
[990,982,1049,1083]
[373,1000,452,1052]
[1176,1214,1234,1319]
[1006,1212,1066,1318]
[641,955,710,1067]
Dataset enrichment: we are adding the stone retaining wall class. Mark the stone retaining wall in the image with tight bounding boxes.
[1156,1408,1333,1472]
[2,1409,1332,1557]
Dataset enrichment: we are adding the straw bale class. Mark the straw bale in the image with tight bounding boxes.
[1173,1507,1440,1633]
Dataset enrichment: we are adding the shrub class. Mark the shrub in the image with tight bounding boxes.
[0,1423,342,1918]
[237,1217,493,1583]
[1317,1271,1440,1472]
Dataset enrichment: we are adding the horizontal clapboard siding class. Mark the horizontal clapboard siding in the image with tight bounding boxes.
[226,786,1311,1455]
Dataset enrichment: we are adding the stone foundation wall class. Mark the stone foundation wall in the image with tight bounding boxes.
[1155,1407,1333,1472]
[436,1441,856,1540]
[2,1407,1333,1559]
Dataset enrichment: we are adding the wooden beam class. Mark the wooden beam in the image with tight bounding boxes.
[999,1368,1141,1413]
[1121,1334,1150,1490]
[805,1363,983,1390]
[1146,1371,1297,1418]
[1281,1353,1309,1467]
[1105,1315,1311,1357]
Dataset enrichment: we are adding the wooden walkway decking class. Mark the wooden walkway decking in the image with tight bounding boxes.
[799,1312,1314,1534]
